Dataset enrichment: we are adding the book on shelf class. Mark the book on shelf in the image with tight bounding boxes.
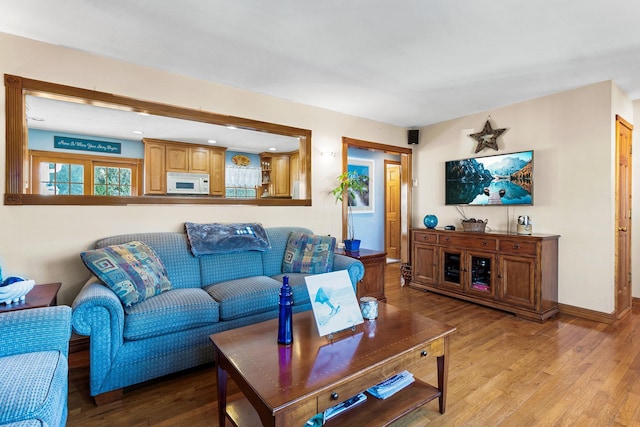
[322,392,367,423]
[471,282,490,291]
[366,370,415,399]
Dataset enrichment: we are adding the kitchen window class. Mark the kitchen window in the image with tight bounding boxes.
[30,151,142,196]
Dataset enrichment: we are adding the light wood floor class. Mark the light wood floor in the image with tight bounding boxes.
[67,263,640,426]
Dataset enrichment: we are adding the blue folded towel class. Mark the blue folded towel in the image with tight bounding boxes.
[184,222,271,257]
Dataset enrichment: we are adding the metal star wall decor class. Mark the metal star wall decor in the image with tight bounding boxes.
[469,119,507,153]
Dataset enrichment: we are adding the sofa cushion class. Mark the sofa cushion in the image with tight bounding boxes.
[123,288,219,340]
[95,233,201,289]
[81,241,172,306]
[185,222,271,257]
[282,232,336,274]
[271,273,312,306]
[261,227,314,276]
[0,351,68,425]
[204,276,281,321]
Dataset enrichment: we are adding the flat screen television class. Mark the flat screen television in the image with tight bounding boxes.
[445,150,533,206]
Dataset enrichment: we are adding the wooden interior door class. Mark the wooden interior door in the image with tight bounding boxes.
[615,115,633,319]
[385,161,401,259]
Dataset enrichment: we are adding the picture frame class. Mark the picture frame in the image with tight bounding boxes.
[347,158,374,213]
[305,270,364,337]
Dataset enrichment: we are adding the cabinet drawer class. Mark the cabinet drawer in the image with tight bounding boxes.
[440,234,496,251]
[499,240,537,256]
[413,231,438,244]
[316,339,442,413]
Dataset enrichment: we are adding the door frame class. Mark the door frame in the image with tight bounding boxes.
[341,137,413,262]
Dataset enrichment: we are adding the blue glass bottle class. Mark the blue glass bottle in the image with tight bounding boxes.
[278,275,293,345]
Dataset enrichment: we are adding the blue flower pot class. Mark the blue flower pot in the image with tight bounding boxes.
[344,239,361,252]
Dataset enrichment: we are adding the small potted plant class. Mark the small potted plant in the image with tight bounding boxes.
[330,170,367,252]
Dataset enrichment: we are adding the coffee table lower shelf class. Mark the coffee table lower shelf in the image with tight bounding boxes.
[225,379,441,427]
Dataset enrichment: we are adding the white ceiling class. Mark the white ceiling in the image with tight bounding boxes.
[25,95,301,153]
[3,0,640,128]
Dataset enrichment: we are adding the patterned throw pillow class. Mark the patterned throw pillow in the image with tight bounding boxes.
[282,232,336,274]
[80,241,172,306]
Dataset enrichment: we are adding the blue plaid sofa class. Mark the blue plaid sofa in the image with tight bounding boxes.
[0,306,72,427]
[71,226,364,403]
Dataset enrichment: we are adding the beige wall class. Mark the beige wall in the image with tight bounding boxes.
[0,32,407,304]
[416,81,632,314]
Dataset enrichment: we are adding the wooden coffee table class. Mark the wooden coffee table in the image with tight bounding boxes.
[210,303,456,426]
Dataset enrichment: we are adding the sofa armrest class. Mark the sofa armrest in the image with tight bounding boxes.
[332,254,365,289]
[0,305,72,358]
[72,276,125,361]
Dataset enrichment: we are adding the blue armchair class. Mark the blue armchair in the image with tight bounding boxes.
[0,306,72,427]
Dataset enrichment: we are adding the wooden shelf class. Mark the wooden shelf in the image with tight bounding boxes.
[324,379,440,427]
[225,379,440,427]
[226,397,260,427]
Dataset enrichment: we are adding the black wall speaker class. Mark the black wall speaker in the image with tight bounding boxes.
[407,129,419,145]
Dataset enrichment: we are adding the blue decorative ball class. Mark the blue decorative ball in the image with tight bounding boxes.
[423,214,438,229]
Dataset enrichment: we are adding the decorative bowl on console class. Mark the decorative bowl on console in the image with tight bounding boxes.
[461,218,487,233]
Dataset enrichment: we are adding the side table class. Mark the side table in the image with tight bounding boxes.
[0,282,61,313]
[335,248,387,301]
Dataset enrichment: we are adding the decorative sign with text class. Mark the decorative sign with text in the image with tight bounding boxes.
[54,136,122,154]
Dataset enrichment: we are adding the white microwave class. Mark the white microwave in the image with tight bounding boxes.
[166,172,210,195]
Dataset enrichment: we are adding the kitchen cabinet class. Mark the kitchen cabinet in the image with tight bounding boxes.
[410,229,559,322]
[166,145,209,173]
[142,138,226,195]
[143,141,166,194]
[189,147,210,174]
[260,153,291,198]
[289,151,300,198]
[209,149,225,196]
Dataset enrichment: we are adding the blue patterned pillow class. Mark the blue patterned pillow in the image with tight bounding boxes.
[81,241,172,306]
[282,232,336,274]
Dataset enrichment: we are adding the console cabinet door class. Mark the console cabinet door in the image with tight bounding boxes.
[498,255,536,309]
[412,242,439,287]
[440,247,464,290]
[465,250,496,299]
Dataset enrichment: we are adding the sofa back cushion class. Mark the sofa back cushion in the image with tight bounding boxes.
[199,251,264,285]
[261,227,314,276]
[95,233,201,289]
